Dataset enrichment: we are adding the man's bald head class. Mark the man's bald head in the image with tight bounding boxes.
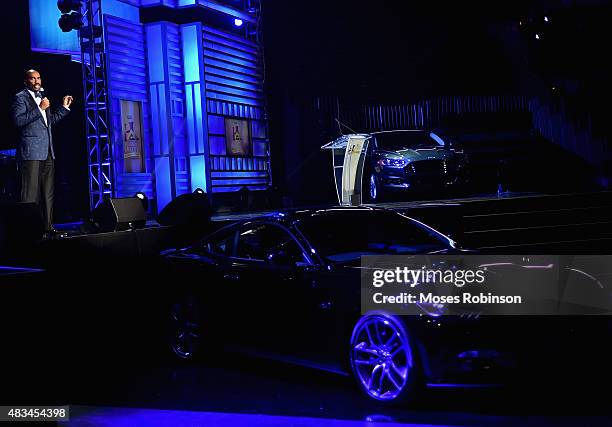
[24,69,42,91]
[25,69,39,79]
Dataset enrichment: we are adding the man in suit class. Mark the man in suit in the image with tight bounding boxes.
[10,69,73,237]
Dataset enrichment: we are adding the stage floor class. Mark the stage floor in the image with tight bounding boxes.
[207,191,541,222]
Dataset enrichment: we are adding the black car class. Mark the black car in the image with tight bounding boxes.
[160,206,607,404]
[362,130,468,202]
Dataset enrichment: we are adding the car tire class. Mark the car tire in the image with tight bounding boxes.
[367,173,384,203]
[167,295,203,362]
[349,312,422,405]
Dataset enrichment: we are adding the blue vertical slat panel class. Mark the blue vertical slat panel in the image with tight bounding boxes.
[155,157,172,212]
[146,22,173,210]
[201,25,270,193]
[185,84,195,154]
[158,86,169,155]
[146,21,190,207]
[150,85,162,155]
[146,24,164,159]
[182,23,210,193]
[105,15,153,199]
[166,23,190,196]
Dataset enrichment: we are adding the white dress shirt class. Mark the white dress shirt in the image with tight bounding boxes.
[27,88,48,126]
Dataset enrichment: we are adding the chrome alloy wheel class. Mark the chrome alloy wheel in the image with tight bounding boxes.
[369,174,378,201]
[350,314,414,401]
[169,300,201,360]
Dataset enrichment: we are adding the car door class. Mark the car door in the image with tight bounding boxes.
[228,222,315,355]
[181,225,247,344]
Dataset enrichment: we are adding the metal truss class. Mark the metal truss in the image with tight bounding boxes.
[80,0,113,211]
[245,0,262,43]
[244,0,272,186]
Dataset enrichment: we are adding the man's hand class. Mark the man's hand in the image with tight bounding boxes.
[62,95,73,108]
[40,97,50,110]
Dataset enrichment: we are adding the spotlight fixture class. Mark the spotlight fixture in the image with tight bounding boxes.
[57,0,82,14]
[58,11,83,32]
[544,16,549,23]
[134,192,149,211]
[194,188,205,194]
[58,0,83,32]
[234,18,243,27]
[535,33,540,40]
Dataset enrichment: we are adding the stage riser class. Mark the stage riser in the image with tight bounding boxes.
[396,192,612,252]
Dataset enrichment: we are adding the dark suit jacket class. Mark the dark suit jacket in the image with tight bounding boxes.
[10,89,70,161]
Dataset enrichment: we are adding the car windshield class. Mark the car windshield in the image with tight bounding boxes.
[374,132,440,151]
[296,210,451,262]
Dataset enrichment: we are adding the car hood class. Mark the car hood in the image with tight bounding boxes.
[378,148,456,161]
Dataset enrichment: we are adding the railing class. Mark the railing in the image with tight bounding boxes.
[316,95,529,138]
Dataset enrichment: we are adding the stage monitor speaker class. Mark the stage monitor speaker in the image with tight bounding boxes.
[93,197,147,232]
[157,191,211,227]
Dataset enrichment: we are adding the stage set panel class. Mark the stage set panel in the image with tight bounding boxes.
[32,0,270,214]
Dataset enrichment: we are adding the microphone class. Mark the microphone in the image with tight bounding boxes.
[39,87,47,99]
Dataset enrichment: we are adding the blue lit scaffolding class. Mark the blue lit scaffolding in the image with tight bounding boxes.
[81,0,113,210]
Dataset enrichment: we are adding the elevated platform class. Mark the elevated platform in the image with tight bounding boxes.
[209,191,612,253]
[2,191,611,271]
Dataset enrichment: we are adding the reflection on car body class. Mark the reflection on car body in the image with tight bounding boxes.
[161,206,607,404]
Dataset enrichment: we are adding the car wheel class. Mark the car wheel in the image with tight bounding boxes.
[368,173,383,203]
[349,312,421,404]
[168,296,202,361]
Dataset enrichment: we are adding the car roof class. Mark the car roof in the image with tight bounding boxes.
[226,205,398,227]
[204,205,455,250]
[370,130,429,135]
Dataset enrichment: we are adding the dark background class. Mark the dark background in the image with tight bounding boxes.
[2,1,610,219]
[262,0,612,204]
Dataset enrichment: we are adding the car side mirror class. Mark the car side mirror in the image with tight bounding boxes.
[266,250,293,266]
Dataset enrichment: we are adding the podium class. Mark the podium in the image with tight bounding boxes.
[321,135,370,206]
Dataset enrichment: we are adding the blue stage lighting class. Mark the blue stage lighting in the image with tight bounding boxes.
[234,18,243,27]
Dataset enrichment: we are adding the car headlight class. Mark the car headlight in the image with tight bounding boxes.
[378,158,408,168]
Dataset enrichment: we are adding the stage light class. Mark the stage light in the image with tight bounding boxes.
[57,0,82,14]
[194,188,205,194]
[544,16,549,23]
[58,11,82,32]
[234,18,243,27]
[134,192,149,211]
[535,33,541,40]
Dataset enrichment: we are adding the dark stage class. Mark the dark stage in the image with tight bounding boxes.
[2,193,612,426]
[2,0,612,426]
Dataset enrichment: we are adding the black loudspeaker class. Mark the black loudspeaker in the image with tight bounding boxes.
[93,197,147,232]
[157,191,211,227]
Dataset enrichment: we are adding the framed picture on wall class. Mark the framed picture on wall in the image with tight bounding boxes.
[225,117,251,156]
[120,100,145,173]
